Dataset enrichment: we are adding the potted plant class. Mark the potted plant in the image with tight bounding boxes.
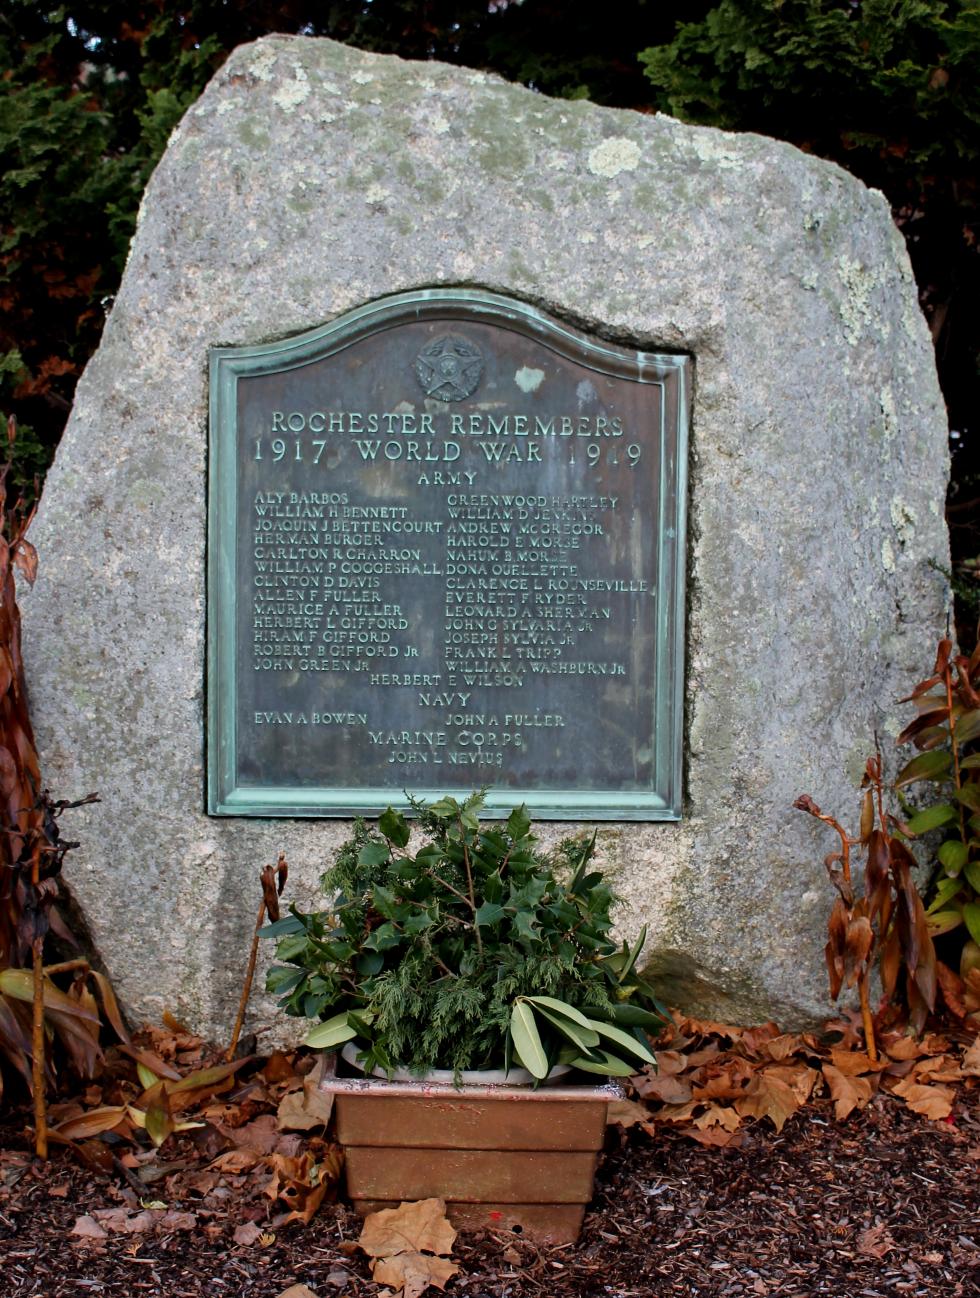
[263,791,665,1241]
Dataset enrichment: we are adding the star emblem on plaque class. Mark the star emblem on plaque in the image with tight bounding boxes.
[415,334,484,401]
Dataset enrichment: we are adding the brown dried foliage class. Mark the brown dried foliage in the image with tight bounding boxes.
[795,750,938,1059]
[0,416,113,1151]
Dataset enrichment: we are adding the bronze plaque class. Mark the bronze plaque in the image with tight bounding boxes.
[208,289,689,819]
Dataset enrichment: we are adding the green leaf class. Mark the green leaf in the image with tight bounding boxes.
[954,709,980,745]
[357,841,389,868]
[509,1000,549,1079]
[959,754,980,770]
[894,749,952,788]
[954,784,980,812]
[379,807,410,847]
[305,1012,357,1050]
[927,875,965,911]
[938,839,969,876]
[584,1019,657,1065]
[568,1050,635,1077]
[363,922,401,952]
[531,1005,601,1052]
[355,951,384,976]
[926,909,963,937]
[906,803,958,834]
[523,996,595,1029]
[963,859,980,893]
[507,804,531,840]
[474,901,506,927]
[964,902,980,947]
[258,915,304,939]
[591,1003,666,1029]
[618,925,648,983]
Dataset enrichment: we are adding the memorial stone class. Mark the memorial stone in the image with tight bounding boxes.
[23,36,950,1035]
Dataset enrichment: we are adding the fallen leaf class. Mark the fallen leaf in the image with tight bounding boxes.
[372,1251,459,1298]
[263,1150,340,1225]
[857,1224,895,1259]
[821,1065,874,1119]
[359,1198,457,1259]
[228,1114,280,1155]
[734,1073,801,1132]
[764,1063,820,1106]
[276,1287,320,1298]
[606,1098,654,1129]
[210,1149,261,1174]
[632,1073,693,1104]
[687,1126,745,1148]
[962,1035,980,1076]
[692,1103,741,1131]
[890,1078,954,1120]
[71,1215,107,1241]
[829,1048,885,1076]
[276,1080,334,1132]
[764,1034,804,1061]
[234,1221,264,1247]
[47,1183,69,1198]
[157,1211,197,1232]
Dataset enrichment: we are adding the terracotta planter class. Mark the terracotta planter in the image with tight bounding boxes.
[320,1069,621,1243]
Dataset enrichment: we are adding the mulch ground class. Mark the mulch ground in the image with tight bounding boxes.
[2,1088,978,1298]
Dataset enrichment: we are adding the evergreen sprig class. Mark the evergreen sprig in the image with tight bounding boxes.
[263,792,666,1080]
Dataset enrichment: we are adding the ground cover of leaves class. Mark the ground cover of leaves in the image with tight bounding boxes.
[1,1018,978,1298]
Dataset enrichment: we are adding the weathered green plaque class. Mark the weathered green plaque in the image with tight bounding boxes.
[208,289,689,819]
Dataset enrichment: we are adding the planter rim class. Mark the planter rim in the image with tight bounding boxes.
[339,1041,575,1087]
[321,1070,623,1102]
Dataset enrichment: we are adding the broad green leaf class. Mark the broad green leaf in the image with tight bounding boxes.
[568,1050,635,1077]
[954,709,980,745]
[964,902,980,947]
[592,1003,665,1029]
[355,951,384,976]
[509,1000,549,1079]
[927,875,964,911]
[379,807,410,848]
[523,996,594,1029]
[357,841,389,868]
[363,921,401,952]
[585,1019,657,1065]
[618,925,648,983]
[137,1062,159,1089]
[474,901,506,927]
[531,1004,601,1052]
[258,915,304,939]
[305,1012,357,1050]
[906,803,958,835]
[964,860,980,893]
[507,804,531,840]
[938,839,969,876]
[894,750,952,788]
[959,754,980,770]
[955,784,980,812]
[925,909,963,937]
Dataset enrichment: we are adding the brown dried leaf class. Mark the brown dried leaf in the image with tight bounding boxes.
[210,1148,261,1174]
[632,1073,693,1104]
[71,1215,107,1241]
[359,1198,457,1260]
[763,1034,804,1062]
[50,1106,129,1140]
[275,1287,319,1298]
[890,1078,954,1120]
[764,1064,820,1106]
[822,1064,874,1119]
[734,1073,801,1133]
[829,1048,885,1076]
[372,1251,459,1298]
[686,1126,745,1148]
[606,1098,655,1130]
[692,1103,741,1131]
[276,1076,334,1131]
[234,1221,265,1247]
[857,1224,895,1259]
[962,1035,980,1076]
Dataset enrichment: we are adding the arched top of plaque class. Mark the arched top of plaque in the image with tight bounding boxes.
[208,288,690,821]
[210,287,686,387]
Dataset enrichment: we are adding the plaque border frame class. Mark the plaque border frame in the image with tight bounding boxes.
[207,288,690,821]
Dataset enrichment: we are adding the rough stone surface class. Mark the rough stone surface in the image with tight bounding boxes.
[23,36,949,1038]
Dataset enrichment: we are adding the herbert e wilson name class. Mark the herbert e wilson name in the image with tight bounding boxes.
[207,289,689,820]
